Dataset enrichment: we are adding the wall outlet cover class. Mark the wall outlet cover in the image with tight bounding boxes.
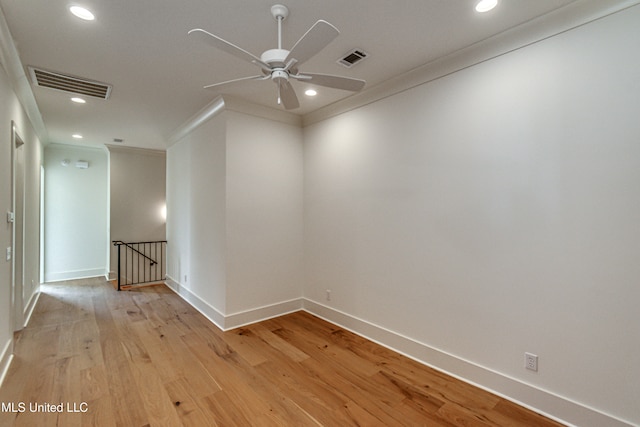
[525,352,538,372]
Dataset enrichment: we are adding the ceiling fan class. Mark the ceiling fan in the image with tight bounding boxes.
[189,4,366,110]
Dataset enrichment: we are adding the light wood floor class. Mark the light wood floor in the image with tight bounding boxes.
[0,278,564,426]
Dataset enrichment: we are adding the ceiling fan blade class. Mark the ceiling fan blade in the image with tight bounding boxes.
[189,28,270,69]
[204,75,269,90]
[285,20,339,66]
[297,73,366,92]
[279,80,299,110]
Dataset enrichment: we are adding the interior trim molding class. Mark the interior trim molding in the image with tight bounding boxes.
[224,298,304,331]
[166,96,226,145]
[302,0,640,127]
[167,94,302,146]
[44,268,107,283]
[0,6,48,143]
[222,95,302,127]
[302,299,634,427]
[105,144,166,157]
[0,340,13,389]
[21,289,40,329]
[164,275,226,330]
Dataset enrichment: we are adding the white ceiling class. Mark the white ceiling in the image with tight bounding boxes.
[0,0,580,150]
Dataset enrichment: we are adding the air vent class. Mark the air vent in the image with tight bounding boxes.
[28,66,112,99]
[337,49,368,68]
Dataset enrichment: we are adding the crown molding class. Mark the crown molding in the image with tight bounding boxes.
[167,95,302,146]
[105,144,166,157]
[166,96,226,145]
[222,95,302,127]
[303,0,640,127]
[0,5,48,143]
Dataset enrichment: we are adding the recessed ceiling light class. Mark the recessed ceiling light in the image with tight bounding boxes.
[69,6,95,21]
[475,0,498,13]
[72,134,83,139]
[305,89,317,97]
[71,97,86,104]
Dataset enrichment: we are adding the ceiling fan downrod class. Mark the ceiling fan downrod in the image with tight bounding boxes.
[270,4,289,50]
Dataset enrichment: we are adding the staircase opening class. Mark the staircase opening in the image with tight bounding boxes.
[112,240,167,290]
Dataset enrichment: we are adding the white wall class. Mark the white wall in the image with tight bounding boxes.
[167,111,227,322]
[0,62,42,381]
[166,139,191,292]
[43,144,108,282]
[225,111,304,315]
[166,106,304,328]
[304,5,640,426]
[108,146,166,277]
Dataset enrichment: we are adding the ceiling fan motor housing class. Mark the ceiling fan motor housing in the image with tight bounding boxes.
[261,48,290,68]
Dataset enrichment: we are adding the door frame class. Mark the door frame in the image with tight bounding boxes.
[10,121,25,332]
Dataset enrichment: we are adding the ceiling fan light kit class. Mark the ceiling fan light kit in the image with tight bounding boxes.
[189,4,366,110]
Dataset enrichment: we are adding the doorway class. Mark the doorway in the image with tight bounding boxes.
[11,121,25,331]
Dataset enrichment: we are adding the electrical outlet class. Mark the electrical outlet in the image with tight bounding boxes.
[326,289,331,301]
[525,352,538,372]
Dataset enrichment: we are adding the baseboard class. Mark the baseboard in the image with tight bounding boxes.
[224,298,303,330]
[302,299,633,427]
[164,275,303,331]
[164,276,226,330]
[22,288,40,328]
[1,289,41,386]
[0,338,13,388]
[44,268,106,283]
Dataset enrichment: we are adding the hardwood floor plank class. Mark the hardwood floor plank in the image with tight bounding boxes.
[128,320,180,384]
[250,323,310,362]
[51,356,82,427]
[393,398,459,427]
[160,325,222,399]
[490,400,563,427]
[372,370,445,413]
[180,333,285,423]
[340,399,393,426]
[93,293,150,427]
[253,361,354,426]
[379,356,502,412]
[436,402,496,427]
[201,391,252,426]
[222,327,271,367]
[0,279,566,427]
[80,365,108,403]
[81,395,116,427]
[58,318,103,371]
[164,378,215,427]
[127,353,184,427]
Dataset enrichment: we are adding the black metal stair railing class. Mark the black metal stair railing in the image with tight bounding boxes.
[112,240,167,291]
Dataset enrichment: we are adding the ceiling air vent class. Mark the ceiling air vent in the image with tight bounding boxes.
[337,49,368,68]
[28,66,112,99]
